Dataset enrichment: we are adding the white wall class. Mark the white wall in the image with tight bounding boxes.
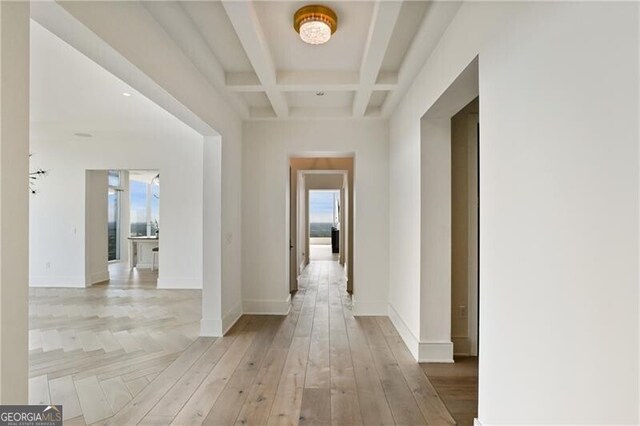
[390,1,639,423]
[305,174,344,190]
[242,120,389,315]
[29,127,204,289]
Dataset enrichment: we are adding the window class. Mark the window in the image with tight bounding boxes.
[107,170,122,261]
[130,173,160,237]
[309,190,340,237]
[108,169,121,187]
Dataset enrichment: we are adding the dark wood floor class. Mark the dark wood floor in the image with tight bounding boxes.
[422,356,478,426]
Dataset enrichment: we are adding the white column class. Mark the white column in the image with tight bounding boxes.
[0,1,29,403]
[419,117,454,362]
[200,136,223,336]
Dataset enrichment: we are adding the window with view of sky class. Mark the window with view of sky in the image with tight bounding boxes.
[309,190,339,238]
[130,176,159,236]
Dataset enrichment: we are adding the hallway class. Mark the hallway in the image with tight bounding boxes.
[309,244,339,261]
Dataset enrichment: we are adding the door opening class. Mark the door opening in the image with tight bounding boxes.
[288,157,353,294]
[105,169,161,288]
[424,96,479,425]
[450,97,479,358]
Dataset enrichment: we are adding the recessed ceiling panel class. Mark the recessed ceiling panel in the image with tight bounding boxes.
[380,1,430,72]
[254,1,374,72]
[182,1,254,73]
[368,91,389,108]
[241,92,272,108]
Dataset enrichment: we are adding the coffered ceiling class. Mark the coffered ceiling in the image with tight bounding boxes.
[140,1,461,120]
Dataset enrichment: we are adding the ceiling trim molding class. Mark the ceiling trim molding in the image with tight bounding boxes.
[222,0,289,118]
[352,0,403,118]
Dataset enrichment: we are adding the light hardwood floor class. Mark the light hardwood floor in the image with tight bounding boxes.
[30,261,466,425]
[29,266,200,424]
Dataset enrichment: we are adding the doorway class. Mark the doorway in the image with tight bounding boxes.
[425,97,480,425]
[419,59,479,425]
[107,171,122,262]
[288,157,353,294]
[106,169,160,288]
[451,98,479,358]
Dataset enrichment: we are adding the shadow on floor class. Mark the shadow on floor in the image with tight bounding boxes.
[421,356,478,426]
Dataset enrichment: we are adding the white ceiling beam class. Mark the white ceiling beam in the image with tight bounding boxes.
[249,107,357,121]
[381,1,463,117]
[141,1,249,119]
[221,1,289,118]
[225,71,398,93]
[278,70,358,89]
[225,71,261,90]
[30,1,223,135]
[352,1,403,118]
[289,107,352,119]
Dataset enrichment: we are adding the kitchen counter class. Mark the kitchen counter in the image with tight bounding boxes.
[128,236,159,269]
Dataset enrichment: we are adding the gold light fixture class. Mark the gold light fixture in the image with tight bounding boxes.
[294,5,337,45]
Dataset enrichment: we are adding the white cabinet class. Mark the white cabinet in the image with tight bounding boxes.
[128,237,159,269]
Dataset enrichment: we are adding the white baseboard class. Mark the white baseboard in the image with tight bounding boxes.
[243,294,291,315]
[388,303,454,363]
[474,419,482,426]
[419,341,454,363]
[134,262,154,269]
[29,276,86,288]
[200,302,243,337]
[89,270,110,285]
[156,276,202,289]
[388,303,420,360]
[200,318,222,337]
[222,302,243,334]
[353,299,387,316]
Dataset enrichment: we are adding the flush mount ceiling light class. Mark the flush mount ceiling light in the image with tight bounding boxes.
[122,92,132,97]
[294,5,337,45]
[74,132,92,138]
